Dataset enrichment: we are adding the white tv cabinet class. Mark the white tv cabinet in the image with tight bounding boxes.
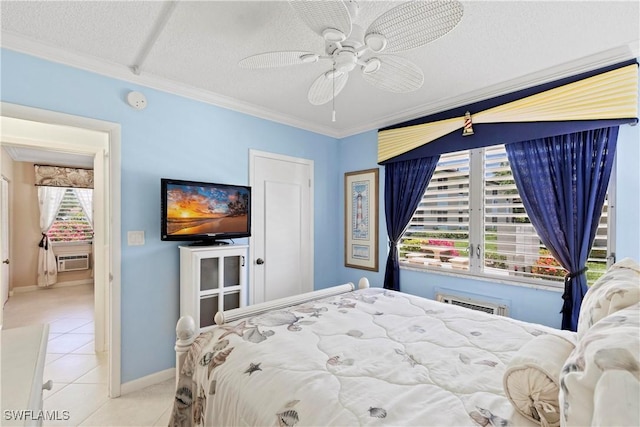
[179,244,248,333]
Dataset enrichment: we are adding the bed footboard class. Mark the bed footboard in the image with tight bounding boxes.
[215,277,370,325]
[175,315,196,386]
[174,278,370,384]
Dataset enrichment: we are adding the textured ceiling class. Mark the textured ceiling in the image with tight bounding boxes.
[1,1,639,138]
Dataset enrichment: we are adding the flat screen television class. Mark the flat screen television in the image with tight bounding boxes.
[161,178,251,245]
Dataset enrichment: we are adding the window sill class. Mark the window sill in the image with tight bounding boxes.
[399,261,564,293]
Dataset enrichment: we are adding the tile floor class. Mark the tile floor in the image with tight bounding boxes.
[3,284,174,426]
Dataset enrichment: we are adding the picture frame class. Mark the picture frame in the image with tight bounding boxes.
[344,168,379,271]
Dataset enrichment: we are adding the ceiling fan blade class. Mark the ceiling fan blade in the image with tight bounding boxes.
[288,0,352,41]
[239,51,318,69]
[366,1,463,53]
[361,55,424,93]
[308,72,349,105]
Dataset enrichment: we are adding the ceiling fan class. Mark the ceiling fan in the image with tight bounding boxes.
[239,0,464,108]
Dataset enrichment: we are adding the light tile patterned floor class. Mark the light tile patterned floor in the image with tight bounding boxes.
[3,284,173,426]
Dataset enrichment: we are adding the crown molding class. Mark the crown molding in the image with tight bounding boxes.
[2,32,638,140]
[1,32,343,138]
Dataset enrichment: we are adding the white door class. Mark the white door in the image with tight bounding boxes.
[1,177,9,318]
[250,150,313,303]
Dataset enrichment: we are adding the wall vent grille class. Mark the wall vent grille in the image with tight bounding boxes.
[436,293,509,316]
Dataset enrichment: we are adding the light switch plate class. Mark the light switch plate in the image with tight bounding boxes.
[128,230,145,246]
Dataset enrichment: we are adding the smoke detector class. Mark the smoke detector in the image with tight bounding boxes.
[126,91,147,110]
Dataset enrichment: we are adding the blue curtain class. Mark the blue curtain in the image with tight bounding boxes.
[383,156,440,290]
[505,127,618,331]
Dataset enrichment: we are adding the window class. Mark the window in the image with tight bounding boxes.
[47,188,93,243]
[400,145,614,286]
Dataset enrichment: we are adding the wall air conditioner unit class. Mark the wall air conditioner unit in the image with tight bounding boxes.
[57,254,90,272]
[436,293,509,317]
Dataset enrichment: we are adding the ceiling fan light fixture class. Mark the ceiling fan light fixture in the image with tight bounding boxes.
[323,28,347,43]
[362,58,381,75]
[364,33,387,52]
[334,50,357,73]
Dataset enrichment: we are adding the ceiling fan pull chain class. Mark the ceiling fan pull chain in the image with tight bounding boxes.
[332,62,337,122]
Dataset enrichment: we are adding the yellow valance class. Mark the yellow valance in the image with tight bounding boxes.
[378,64,638,163]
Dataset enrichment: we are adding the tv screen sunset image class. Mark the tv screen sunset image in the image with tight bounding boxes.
[166,184,249,235]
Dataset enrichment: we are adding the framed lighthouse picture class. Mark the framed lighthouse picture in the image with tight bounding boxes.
[344,168,379,271]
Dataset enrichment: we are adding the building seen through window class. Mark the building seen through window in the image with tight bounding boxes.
[48,188,93,243]
[400,145,612,286]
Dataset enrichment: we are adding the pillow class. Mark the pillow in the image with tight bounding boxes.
[503,333,576,427]
[577,258,640,339]
[560,302,640,426]
[592,370,640,426]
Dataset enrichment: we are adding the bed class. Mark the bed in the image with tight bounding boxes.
[169,260,640,427]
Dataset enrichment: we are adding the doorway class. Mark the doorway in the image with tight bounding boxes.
[249,150,313,303]
[0,102,122,397]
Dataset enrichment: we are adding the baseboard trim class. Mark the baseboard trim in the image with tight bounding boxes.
[10,279,93,294]
[120,367,175,396]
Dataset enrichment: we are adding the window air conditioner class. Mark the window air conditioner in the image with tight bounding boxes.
[57,254,90,272]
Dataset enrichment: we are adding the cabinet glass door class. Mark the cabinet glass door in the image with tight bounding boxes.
[223,256,241,287]
[200,258,219,291]
[200,295,219,328]
[223,291,240,311]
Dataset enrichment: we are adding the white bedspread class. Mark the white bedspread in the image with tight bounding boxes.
[171,288,574,426]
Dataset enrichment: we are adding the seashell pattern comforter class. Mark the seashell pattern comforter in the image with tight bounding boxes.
[169,288,574,426]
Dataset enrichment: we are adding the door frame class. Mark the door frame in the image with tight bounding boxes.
[1,177,9,321]
[0,102,122,397]
[248,149,314,304]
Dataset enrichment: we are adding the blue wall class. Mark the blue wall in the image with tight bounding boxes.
[337,130,388,288]
[0,49,340,383]
[2,48,638,382]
